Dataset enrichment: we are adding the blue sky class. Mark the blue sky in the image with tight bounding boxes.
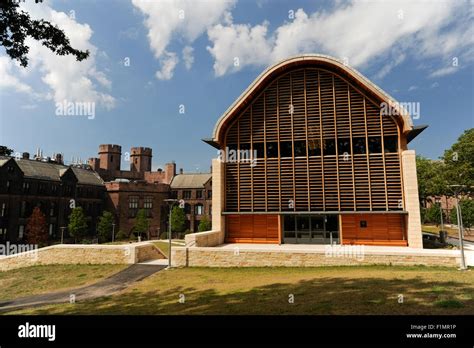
[0,0,473,172]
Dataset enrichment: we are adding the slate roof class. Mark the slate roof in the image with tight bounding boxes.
[170,173,211,189]
[0,156,104,186]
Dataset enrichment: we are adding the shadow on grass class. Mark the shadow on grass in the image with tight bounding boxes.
[17,276,474,315]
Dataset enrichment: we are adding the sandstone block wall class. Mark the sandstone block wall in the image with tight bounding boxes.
[0,242,162,272]
[171,247,459,268]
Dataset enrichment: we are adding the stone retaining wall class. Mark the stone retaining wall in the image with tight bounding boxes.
[171,247,460,268]
[184,230,225,247]
[0,242,164,272]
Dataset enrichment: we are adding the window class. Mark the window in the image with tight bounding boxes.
[49,224,54,236]
[324,139,336,155]
[129,196,139,218]
[266,142,278,158]
[1,203,6,217]
[253,143,265,158]
[239,143,251,161]
[338,138,351,155]
[144,196,153,209]
[360,220,367,228]
[183,190,191,199]
[129,196,139,209]
[6,180,10,192]
[280,141,292,157]
[184,203,191,214]
[384,136,398,153]
[196,190,203,199]
[308,138,321,156]
[23,182,30,193]
[294,141,307,157]
[207,190,212,199]
[18,225,24,239]
[352,138,366,154]
[7,166,14,173]
[195,204,203,215]
[368,137,382,153]
[51,184,58,195]
[50,202,56,217]
[0,228,6,238]
[65,185,73,196]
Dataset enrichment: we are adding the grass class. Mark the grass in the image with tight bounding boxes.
[6,265,474,315]
[0,264,127,302]
[152,241,183,257]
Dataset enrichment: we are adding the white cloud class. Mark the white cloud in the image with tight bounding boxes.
[206,1,473,78]
[156,51,179,80]
[132,0,236,79]
[0,56,34,94]
[408,85,418,92]
[429,66,458,78]
[374,53,406,79]
[207,21,273,77]
[182,46,194,70]
[1,2,116,110]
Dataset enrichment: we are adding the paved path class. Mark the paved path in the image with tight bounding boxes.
[0,264,165,313]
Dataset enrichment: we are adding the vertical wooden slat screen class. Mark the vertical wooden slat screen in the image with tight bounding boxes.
[223,68,403,213]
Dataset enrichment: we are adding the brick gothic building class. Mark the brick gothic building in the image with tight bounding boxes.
[170,173,212,232]
[0,154,105,243]
[205,55,425,247]
[88,144,175,238]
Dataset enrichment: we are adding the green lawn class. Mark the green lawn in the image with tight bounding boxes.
[6,265,474,315]
[152,241,183,257]
[0,264,127,302]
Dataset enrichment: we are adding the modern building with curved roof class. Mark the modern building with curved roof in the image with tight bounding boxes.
[205,54,424,248]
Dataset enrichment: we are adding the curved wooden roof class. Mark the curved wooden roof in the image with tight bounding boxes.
[210,54,414,146]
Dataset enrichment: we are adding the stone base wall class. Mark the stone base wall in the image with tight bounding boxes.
[171,247,460,268]
[0,242,163,272]
[184,230,225,247]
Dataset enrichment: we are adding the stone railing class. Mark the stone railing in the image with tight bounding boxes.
[0,242,165,272]
[184,230,225,247]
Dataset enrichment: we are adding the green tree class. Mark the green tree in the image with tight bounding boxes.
[0,145,13,156]
[198,215,212,232]
[0,1,89,68]
[450,200,474,230]
[133,209,149,239]
[170,206,186,237]
[443,128,474,190]
[25,206,48,246]
[68,207,88,243]
[97,211,114,243]
[416,156,446,206]
[425,204,443,225]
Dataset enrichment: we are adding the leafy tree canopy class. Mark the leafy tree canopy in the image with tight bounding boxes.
[26,206,48,246]
[68,207,88,242]
[0,1,89,67]
[97,211,114,243]
[170,206,186,234]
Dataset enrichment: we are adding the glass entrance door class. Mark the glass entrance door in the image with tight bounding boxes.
[283,214,339,244]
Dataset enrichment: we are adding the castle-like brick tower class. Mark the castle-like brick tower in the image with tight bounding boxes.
[130,147,152,173]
